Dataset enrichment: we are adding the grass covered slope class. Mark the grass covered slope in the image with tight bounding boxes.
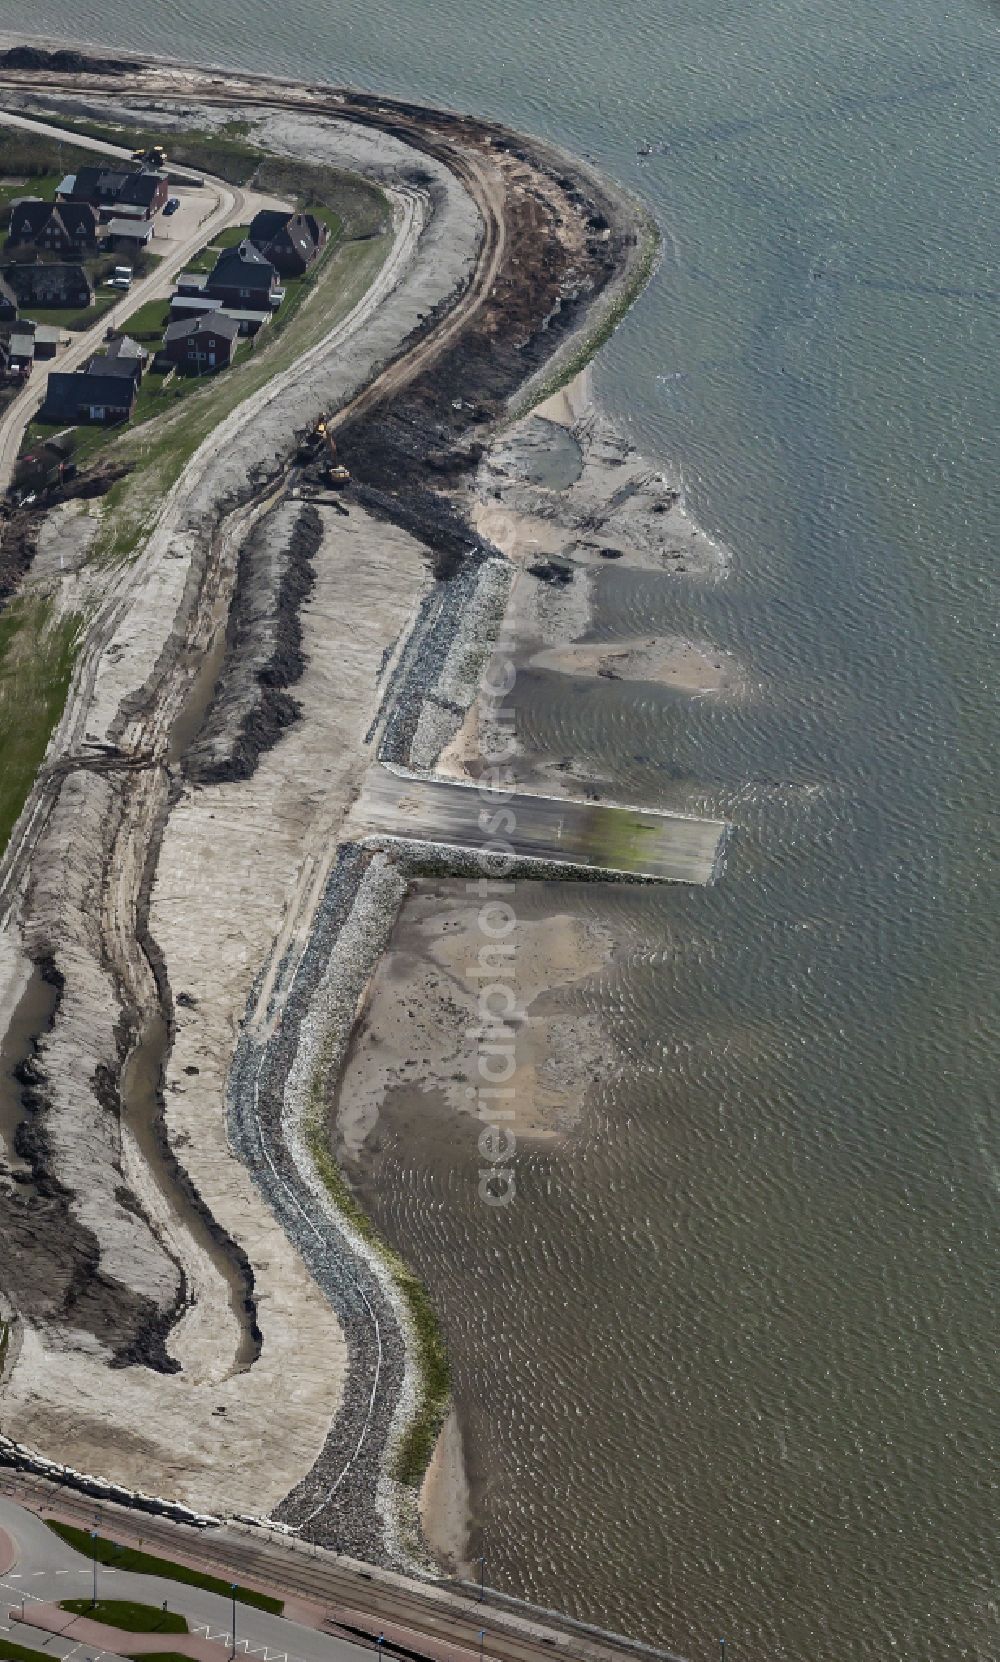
[0,601,82,857]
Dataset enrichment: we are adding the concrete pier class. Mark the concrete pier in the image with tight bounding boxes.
[349,765,728,884]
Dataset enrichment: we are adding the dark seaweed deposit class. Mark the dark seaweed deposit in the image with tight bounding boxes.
[186,502,322,785]
[0,46,135,75]
[0,959,183,1374]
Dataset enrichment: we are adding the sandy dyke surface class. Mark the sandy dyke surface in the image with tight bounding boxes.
[0,44,673,1560]
[0,82,468,1512]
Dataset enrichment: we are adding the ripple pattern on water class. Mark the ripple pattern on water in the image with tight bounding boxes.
[7,1,1000,1654]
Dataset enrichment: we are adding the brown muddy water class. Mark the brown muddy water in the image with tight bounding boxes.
[120,1009,258,1369]
[0,966,58,1174]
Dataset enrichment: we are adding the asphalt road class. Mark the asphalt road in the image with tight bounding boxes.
[351,765,727,884]
[0,111,244,491]
[0,1478,683,1662]
[0,1497,377,1662]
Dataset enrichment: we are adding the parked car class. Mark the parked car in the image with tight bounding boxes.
[163,197,181,215]
[108,264,133,291]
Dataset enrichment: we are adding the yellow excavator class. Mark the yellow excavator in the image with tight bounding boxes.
[131,143,167,168]
[314,420,351,488]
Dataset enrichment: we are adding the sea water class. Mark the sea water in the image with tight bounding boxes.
[4,1,998,1653]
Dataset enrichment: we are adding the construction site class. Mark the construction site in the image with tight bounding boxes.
[0,40,724,1628]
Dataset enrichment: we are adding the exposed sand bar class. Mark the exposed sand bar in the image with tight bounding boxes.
[349,764,726,884]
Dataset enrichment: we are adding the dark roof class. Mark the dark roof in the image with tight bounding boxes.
[117,170,166,208]
[46,369,136,413]
[248,209,291,243]
[61,201,100,234]
[85,352,141,380]
[0,274,16,310]
[8,198,99,244]
[76,372,137,406]
[4,262,93,302]
[208,240,277,291]
[164,311,241,345]
[71,164,130,200]
[8,198,52,237]
[248,209,318,266]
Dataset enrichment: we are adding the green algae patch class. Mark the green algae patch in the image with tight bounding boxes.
[308,1122,451,1490]
[514,217,661,419]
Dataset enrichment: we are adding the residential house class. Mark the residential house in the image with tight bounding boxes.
[4,262,94,311]
[162,311,240,372]
[66,165,131,210]
[68,165,167,220]
[247,208,327,276]
[116,171,168,218]
[85,339,147,388]
[6,198,100,255]
[7,329,35,377]
[103,334,148,375]
[0,335,31,390]
[105,217,154,252]
[44,363,138,424]
[204,241,280,309]
[30,324,68,359]
[168,289,271,336]
[0,274,17,322]
[0,333,34,386]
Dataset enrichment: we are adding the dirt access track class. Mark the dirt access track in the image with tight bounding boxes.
[0,45,652,1557]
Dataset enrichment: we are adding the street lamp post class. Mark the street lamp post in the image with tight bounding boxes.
[376,1634,385,1659]
[719,1640,726,1662]
[479,1629,485,1662]
[90,1530,97,1608]
[231,1584,238,1658]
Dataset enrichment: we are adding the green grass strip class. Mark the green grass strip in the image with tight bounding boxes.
[0,1640,64,1662]
[44,1522,283,1615]
[128,1654,195,1662]
[59,1599,188,1634]
[0,602,82,860]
